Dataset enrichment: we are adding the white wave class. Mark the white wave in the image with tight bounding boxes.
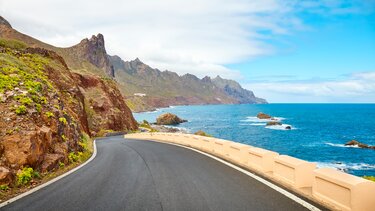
[325,143,360,148]
[317,162,375,172]
[265,124,295,130]
[163,125,189,132]
[241,116,285,123]
[239,123,266,126]
[250,123,267,126]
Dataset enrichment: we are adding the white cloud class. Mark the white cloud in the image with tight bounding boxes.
[244,72,375,102]
[0,0,303,79]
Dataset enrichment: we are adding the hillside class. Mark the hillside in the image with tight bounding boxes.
[0,17,137,186]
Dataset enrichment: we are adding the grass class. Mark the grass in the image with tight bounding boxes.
[194,130,212,137]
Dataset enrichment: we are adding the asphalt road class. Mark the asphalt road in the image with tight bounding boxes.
[3,136,318,211]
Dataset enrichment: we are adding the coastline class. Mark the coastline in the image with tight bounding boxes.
[133,103,375,177]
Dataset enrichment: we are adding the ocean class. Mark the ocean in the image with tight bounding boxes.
[133,104,375,177]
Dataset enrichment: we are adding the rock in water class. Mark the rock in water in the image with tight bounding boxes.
[266,121,282,126]
[257,112,271,119]
[156,113,187,125]
[285,126,292,130]
[345,140,375,149]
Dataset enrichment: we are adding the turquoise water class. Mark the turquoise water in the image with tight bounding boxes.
[134,104,375,177]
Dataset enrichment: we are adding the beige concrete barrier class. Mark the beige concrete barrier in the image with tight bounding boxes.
[211,138,230,158]
[225,142,252,165]
[274,155,316,188]
[313,168,375,211]
[197,136,214,153]
[244,147,279,174]
[125,132,375,211]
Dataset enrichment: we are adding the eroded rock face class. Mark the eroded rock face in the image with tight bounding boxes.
[156,113,187,125]
[257,112,271,119]
[74,73,138,133]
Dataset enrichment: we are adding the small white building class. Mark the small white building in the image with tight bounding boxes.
[134,93,147,97]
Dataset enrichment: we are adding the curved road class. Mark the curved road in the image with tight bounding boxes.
[3,136,321,211]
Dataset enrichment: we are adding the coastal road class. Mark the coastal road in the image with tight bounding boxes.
[3,136,322,211]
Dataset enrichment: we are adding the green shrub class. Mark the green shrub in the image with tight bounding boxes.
[45,111,54,118]
[35,103,42,112]
[194,130,212,137]
[58,162,65,168]
[0,184,9,191]
[68,152,78,163]
[16,167,34,186]
[59,117,67,125]
[15,105,27,115]
[0,38,27,50]
[61,134,67,142]
[364,176,375,182]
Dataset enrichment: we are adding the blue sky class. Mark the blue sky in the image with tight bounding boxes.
[1,0,375,102]
[238,2,375,102]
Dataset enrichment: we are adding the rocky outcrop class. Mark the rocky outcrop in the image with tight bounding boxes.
[266,121,282,126]
[345,140,375,150]
[68,34,114,77]
[257,112,272,119]
[73,73,138,134]
[156,113,187,125]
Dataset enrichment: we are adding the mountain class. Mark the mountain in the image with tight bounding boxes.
[0,16,266,113]
[0,17,137,185]
[110,56,267,111]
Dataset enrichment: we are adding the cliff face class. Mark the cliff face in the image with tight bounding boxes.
[73,73,137,135]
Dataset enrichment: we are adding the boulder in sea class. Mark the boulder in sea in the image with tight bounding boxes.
[345,140,375,150]
[257,112,271,119]
[156,113,187,125]
[266,121,282,126]
[285,126,292,130]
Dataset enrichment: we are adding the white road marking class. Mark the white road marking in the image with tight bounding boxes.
[145,139,322,211]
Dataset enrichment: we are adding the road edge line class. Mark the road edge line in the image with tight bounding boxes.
[0,139,98,208]
[143,139,322,211]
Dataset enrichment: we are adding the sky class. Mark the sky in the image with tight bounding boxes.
[1,0,375,103]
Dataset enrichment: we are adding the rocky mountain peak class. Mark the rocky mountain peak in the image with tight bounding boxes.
[201,76,212,83]
[0,16,12,28]
[72,33,114,77]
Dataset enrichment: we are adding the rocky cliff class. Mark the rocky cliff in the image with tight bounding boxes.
[67,34,114,77]
[0,17,138,185]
